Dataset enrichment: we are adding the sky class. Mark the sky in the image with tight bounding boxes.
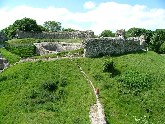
[0,0,165,35]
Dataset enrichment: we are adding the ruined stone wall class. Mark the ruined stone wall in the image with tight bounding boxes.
[83,37,145,57]
[0,54,9,71]
[0,32,7,42]
[16,30,94,39]
[34,42,82,55]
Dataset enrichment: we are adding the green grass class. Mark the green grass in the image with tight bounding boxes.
[35,38,83,43]
[75,51,165,124]
[0,48,21,64]
[5,39,37,58]
[6,38,82,44]
[1,50,165,124]
[31,48,84,59]
[0,59,95,124]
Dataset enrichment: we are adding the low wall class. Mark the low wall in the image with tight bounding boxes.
[0,54,9,70]
[34,42,82,55]
[0,32,7,42]
[83,37,145,57]
[16,30,94,39]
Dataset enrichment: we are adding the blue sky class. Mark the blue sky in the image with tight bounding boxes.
[1,0,165,10]
[0,0,165,34]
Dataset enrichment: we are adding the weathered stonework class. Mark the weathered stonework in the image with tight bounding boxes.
[83,37,146,57]
[0,54,9,70]
[16,30,94,39]
[115,29,125,38]
[34,42,82,55]
[0,32,7,42]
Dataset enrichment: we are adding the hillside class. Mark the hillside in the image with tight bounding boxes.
[76,51,165,124]
[0,59,95,124]
[0,50,165,123]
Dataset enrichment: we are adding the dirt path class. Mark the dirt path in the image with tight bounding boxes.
[76,64,106,124]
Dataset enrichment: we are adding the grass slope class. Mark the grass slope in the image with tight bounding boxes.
[76,51,165,124]
[0,59,95,124]
[0,48,20,64]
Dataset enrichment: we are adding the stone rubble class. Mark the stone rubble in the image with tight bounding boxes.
[34,42,82,55]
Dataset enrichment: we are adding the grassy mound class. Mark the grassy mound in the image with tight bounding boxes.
[0,59,95,124]
[4,38,82,58]
[76,51,165,124]
[0,48,20,64]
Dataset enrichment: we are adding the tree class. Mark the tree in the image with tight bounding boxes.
[100,30,115,37]
[150,29,165,53]
[159,42,165,54]
[126,27,154,45]
[1,17,43,39]
[13,17,42,32]
[126,27,146,37]
[43,21,61,32]
[62,28,76,32]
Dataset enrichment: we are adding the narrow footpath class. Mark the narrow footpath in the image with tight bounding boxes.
[75,63,106,124]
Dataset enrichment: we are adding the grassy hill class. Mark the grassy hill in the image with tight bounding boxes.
[0,50,165,123]
[0,48,21,64]
[0,59,95,124]
[76,51,165,124]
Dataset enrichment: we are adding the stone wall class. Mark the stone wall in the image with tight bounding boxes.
[16,30,94,39]
[34,42,82,55]
[0,32,7,42]
[0,54,9,70]
[83,37,146,57]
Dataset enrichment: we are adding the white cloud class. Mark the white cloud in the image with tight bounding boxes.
[83,1,96,9]
[0,2,165,35]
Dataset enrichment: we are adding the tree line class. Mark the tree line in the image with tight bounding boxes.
[0,17,165,54]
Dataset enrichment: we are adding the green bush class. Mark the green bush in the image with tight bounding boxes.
[159,42,165,54]
[102,59,120,77]
[102,59,114,72]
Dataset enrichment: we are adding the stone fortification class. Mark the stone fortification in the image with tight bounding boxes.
[34,42,82,55]
[0,32,7,42]
[16,30,94,39]
[83,37,145,57]
[0,54,9,70]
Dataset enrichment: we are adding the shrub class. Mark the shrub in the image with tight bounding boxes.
[102,59,114,72]
[159,42,165,54]
[43,81,58,92]
[102,59,120,77]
